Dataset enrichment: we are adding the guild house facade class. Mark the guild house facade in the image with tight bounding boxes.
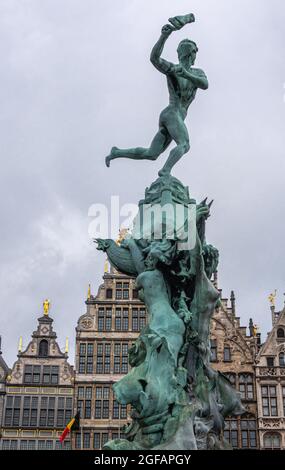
[0,303,74,450]
[255,302,285,449]
[1,270,285,450]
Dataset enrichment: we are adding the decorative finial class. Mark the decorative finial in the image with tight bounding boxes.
[230,290,236,315]
[253,324,259,337]
[43,299,50,316]
[104,259,109,273]
[116,228,129,245]
[87,284,91,300]
[18,336,23,352]
[268,290,277,307]
[65,337,69,354]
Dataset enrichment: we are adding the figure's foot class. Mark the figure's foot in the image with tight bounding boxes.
[105,147,119,168]
[105,155,111,168]
[158,168,171,178]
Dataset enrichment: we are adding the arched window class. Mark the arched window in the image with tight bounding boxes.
[264,433,281,450]
[239,374,254,400]
[277,328,285,338]
[39,339,48,357]
[279,352,285,367]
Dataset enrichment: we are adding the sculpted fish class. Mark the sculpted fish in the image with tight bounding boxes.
[95,239,138,276]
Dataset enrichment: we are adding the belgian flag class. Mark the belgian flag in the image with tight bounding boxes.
[59,412,80,443]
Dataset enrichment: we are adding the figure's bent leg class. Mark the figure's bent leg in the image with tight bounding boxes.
[158,117,190,176]
[105,128,172,168]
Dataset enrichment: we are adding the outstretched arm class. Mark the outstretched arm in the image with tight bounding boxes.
[150,24,175,75]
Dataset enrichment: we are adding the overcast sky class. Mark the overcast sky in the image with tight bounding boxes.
[0,0,284,366]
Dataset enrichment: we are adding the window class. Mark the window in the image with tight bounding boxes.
[264,433,281,449]
[262,386,278,416]
[94,433,100,449]
[282,386,285,416]
[46,441,52,450]
[65,397,72,423]
[266,357,274,367]
[98,308,105,331]
[39,396,55,427]
[2,440,10,450]
[122,309,129,331]
[79,343,94,374]
[114,343,129,374]
[20,440,28,450]
[5,396,22,427]
[10,440,18,450]
[241,420,257,448]
[116,282,129,300]
[115,309,122,331]
[210,340,217,362]
[98,308,112,331]
[39,339,49,357]
[83,432,90,449]
[75,433,81,449]
[223,346,231,362]
[113,400,119,419]
[279,352,285,367]
[102,433,109,447]
[13,397,21,426]
[22,396,38,427]
[277,328,285,338]
[224,419,238,448]
[96,343,111,374]
[115,282,122,299]
[6,397,19,427]
[57,410,64,428]
[77,387,92,419]
[2,440,18,450]
[95,386,110,419]
[132,308,146,332]
[24,365,41,384]
[113,400,127,420]
[139,309,146,330]
[239,374,254,400]
[24,365,32,384]
[105,308,112,331]
[42,366,59,385]
[106,289,113,299]
[55,440,62,450]
[132,309,138,332]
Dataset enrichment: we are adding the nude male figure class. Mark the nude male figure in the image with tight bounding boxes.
[105,14,209,177]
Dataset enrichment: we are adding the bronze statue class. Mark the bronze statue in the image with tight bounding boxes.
[105,14,208,176]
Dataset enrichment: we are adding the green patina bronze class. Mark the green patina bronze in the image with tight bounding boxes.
[96,14,244,450]
[105,13,208,177]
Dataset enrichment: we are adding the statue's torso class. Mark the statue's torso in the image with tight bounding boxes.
[166,67,203,114]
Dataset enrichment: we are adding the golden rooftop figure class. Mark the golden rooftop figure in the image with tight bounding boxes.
[268,290,277,307]
[43,299,51,316]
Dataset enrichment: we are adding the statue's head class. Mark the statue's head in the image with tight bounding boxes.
[177,39,198,65]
